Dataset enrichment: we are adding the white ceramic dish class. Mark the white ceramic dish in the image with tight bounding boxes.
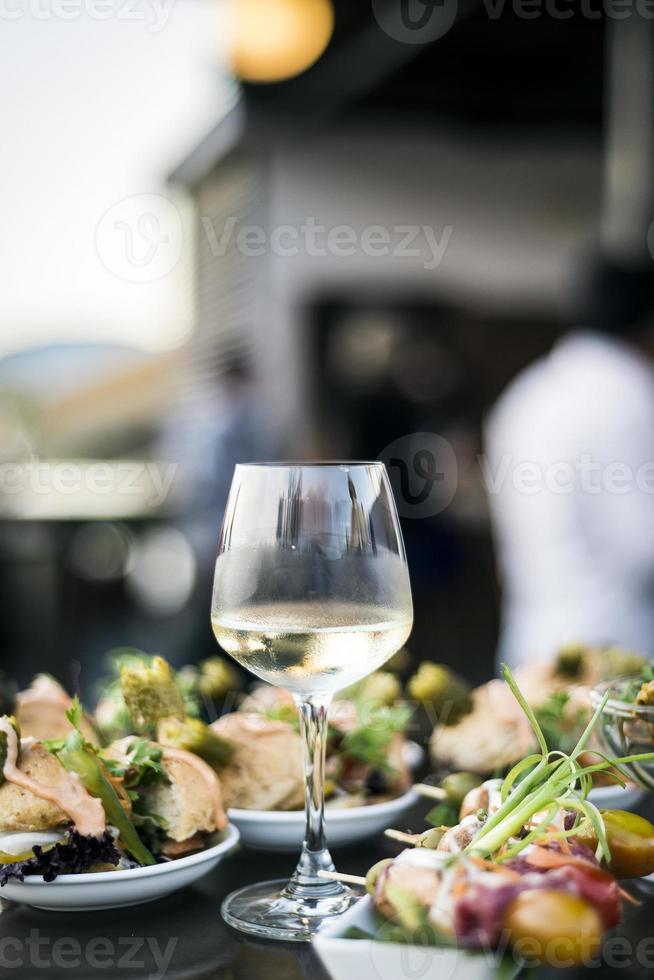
[0,823,240,911]
[230,787,419,851]
[314,895,496,980]
[588,783,645,810]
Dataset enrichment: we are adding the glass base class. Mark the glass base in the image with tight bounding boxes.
[221,877,358,942]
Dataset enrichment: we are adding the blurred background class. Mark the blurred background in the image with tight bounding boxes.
[2,0,653,697]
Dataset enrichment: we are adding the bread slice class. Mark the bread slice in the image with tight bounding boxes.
[0,743,70,832]
[16,678,97,744]
[140,751,221,842]
[211,712,305,811]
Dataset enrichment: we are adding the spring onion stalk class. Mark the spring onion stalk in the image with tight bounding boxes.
[497,804,559,862]
[465,664,654,860]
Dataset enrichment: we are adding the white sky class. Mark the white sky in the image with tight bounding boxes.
[0,0,236,358]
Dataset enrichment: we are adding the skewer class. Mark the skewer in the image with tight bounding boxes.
[413,783,447,801]
[318,870,366,886]
[384,828,421,845]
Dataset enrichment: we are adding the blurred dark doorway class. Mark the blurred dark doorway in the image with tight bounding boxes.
[309,297,566,683]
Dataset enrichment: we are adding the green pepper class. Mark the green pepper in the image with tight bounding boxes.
[56,729,155,866]
[574,809,654,878]
[156,717,234,770]
[120,656,185,733]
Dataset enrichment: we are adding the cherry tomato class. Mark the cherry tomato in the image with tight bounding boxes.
[574,809,654,878]
[505,889,602,967]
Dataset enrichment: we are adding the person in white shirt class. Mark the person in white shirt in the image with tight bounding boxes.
[484,259,654,669]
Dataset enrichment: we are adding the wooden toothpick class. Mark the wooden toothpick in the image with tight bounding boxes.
[384,828,421,845]
[413,783,447,801]
[318,869,366,886]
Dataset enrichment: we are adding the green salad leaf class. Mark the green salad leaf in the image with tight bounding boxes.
[102,737,166,798]
[533,691,589,756]
[47,697,156,866]
[341,704,412,770]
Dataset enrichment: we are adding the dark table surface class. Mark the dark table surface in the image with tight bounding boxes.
[1,800,653,980]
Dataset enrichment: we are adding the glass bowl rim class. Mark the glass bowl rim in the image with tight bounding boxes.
[590,675,654,720]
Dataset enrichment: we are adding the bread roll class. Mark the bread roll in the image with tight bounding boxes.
[0,743,70,832]
[212,712,305,811]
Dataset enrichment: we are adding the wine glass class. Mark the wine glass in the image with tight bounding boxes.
[211,462,413,942]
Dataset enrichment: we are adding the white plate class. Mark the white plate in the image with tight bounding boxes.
[0,823,240,911]
[230,788,419,851]
[588,784,645,810]
[314,895,495,980]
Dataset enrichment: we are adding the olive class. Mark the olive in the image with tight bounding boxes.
[505,889,602,967]
[365,858,393,895]
[574,809,654,878]
[406,663,472,725]
[197,657,240,700]
[441,772,482,808]
[417,828,445,849]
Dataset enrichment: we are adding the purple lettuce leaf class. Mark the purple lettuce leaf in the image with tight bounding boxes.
[0,830,121,885]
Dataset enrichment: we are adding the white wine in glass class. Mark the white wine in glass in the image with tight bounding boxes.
[212,462,413,942]
[213,600,411,693]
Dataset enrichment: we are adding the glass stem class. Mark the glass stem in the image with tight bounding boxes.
[286,693,343,898]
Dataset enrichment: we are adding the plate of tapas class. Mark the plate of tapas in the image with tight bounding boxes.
[315,662,654,979]
[206,674,420,850]
[0,659,240,910]
[417,645,648,813]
